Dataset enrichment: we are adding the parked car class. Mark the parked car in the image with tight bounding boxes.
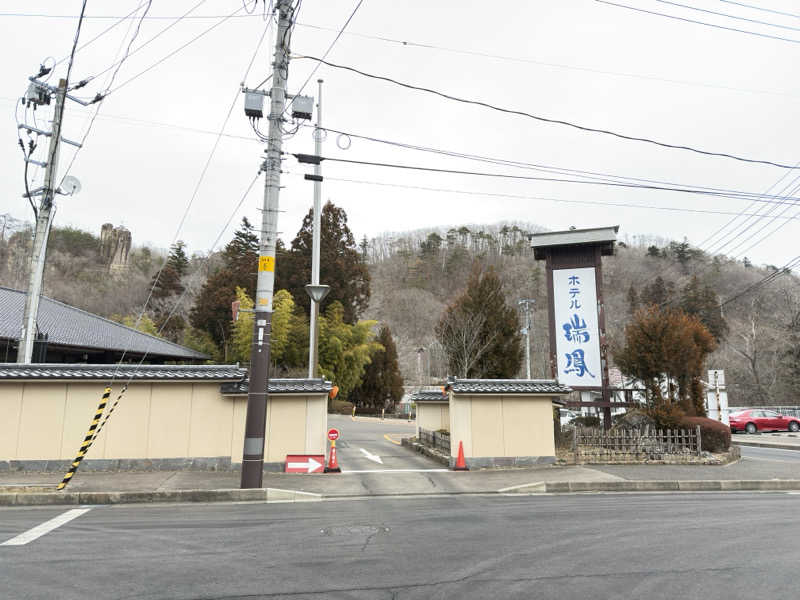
[729,409,800,434]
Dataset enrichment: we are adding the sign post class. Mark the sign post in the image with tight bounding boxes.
[325,428,341,473]
[531,226,619,429]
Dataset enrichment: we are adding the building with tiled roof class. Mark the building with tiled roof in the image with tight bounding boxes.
[0,286,207,363]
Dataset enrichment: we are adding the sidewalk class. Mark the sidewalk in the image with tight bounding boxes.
[3,443,800,506]
[732,432,800,450]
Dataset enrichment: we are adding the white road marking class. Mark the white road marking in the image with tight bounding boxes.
[359,448,384,464]
[497,481,545,493]
[1,508,92,546]
[342,468,449,474]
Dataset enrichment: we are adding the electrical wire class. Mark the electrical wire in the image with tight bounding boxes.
[294,153,800,205]
[306,173,800,220]
[291,21,800,100]
[293,55,799,170]
[54,0,152,66]
[595,0,800,45]
[655,0,800,33]
[720,255,800,307]
[108,13,275,378]
[289,0,364,106]
[103,4,245,97]
[302,123,800,204]
[719,0,800,20]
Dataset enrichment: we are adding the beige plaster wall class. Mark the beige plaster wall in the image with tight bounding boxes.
[449,394,556,459]
[1,381,328,464]
[416,401,449,436]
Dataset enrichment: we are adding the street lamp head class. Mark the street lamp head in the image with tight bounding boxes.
[305,284,331,303]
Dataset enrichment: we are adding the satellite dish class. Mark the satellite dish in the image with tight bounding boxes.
[59,176,82,196]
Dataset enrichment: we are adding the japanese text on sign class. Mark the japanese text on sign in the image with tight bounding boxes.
[552,267,601,387]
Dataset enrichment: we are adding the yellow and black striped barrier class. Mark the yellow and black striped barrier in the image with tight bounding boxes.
[92,384,127,444]
[57,386,111,491]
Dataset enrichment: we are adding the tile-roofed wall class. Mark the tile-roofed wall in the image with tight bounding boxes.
[411,390,448,402]
[0,363,245,381]
[220,378,332,395]
[446,377,572,395]
[0,286,207,360]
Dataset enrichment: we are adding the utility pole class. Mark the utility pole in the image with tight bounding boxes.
[306,79,329,378]
[518,299,535,379]
[18,78,68,364]
[241,0,293,489]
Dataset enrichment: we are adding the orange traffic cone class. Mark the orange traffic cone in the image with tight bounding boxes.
[325,441,341,473]
[453,440,469,471]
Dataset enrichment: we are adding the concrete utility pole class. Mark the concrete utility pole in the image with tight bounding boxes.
[241,0,293,489]
[518,299,535,379]
[306,79,329,378]
[18,78,68,364]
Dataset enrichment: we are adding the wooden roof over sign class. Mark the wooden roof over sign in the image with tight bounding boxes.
[530,226,619,260]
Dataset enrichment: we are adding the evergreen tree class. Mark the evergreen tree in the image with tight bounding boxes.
[639,276,673,306]
[190,218,259,350]
[436,265,522,378]
[276,202,370,324]
[349,325,404,411]
[151,241,189,342]
[680,275,728,341]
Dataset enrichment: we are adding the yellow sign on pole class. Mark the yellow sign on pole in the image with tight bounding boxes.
[258,256,275,272]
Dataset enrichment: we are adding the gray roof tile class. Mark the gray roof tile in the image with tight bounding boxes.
[411,390,449,402]
[0,286,207,360]
[0,363,245,381]
[220,378,332,394]
[447,377,572,395]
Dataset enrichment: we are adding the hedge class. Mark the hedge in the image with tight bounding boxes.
[681,416,731,452]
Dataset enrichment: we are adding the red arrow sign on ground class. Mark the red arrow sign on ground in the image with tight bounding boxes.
[285,455,325,473]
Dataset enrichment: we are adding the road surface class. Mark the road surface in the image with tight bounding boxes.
[3,492,800,599]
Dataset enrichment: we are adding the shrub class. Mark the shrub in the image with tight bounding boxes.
[647,403,686,428]
[681,416,731,452]
[331,399,354,415]
[573,415,601,428]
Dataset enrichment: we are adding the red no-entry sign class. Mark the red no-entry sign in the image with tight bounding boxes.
[327,428,340,441]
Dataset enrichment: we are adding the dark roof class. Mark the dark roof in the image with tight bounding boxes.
[0,363,245,381]
[446,377,572,396]
[220,378,332,395]
[0,286,207,360]
[530,226,618,260]
[411,390,448,402]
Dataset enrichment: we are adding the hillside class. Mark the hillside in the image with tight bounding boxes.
[3,213,798,406]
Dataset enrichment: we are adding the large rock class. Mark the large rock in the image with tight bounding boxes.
[612,410,657,432]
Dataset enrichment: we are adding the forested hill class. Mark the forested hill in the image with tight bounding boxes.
[2,210,798,407]
[364,224,800,406]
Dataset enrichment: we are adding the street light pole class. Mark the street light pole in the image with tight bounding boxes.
[518,299,535,379]
[307,79,324,378]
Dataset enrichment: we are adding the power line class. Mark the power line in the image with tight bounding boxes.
[290,0,364,101]
[293,55,799,169]
[291,21,800,100]
[308,173,800,220]
[719,0,800,20]
[595,0,800,45]
[720,255,800,307]
[305,123,800,204]
[109,14,275,375]
[655,0,800,33]
[294,153,800,205]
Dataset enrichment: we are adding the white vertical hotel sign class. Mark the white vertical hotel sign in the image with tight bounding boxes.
[552,267,601,387]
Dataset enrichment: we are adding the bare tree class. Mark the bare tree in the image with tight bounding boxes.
[436,307,497,378]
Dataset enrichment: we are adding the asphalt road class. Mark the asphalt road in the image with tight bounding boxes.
[327,414,438,472]
[3,493,800,599]
[740,445,800,463]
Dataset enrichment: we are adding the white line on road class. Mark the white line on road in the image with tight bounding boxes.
[1,508,92,546]
[497,481,545,493]
[341,468,449,474]
[359,448,384,464]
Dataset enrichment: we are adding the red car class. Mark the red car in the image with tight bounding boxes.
[729,409,800,434]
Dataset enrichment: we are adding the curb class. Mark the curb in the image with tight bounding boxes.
[734,440,800,451]
[0,487,322,507]
[501,479,800,494]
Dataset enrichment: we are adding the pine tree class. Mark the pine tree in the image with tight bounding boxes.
[190,218,259,350]
[276,202,370,324]
[680,275,728,341]
[436,265,522,378]
[349,325,404,411]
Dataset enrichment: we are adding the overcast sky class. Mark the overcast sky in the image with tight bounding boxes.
[2,0,799,268]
